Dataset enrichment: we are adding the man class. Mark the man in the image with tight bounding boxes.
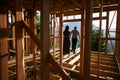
[71,26,80,53]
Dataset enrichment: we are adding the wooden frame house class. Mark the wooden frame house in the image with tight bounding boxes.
[0,0,120,80]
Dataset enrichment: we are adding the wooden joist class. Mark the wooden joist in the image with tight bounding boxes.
[63,52,79,62]
[62,50,120,79]
[90,63,119,73]
[91,56,116,62]
[90,68,120,79]
[8,54,40,67]
[36,69,62,80]
[91,59,118,67]
[68,55,80,65]
[8,47,120,80]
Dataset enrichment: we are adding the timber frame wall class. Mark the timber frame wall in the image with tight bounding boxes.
[0,0,120,80]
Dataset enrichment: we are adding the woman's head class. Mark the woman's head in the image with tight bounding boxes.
[65,25,69,31]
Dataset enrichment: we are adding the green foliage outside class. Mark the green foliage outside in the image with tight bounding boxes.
[91,29,105,52]
[36,11,40,37]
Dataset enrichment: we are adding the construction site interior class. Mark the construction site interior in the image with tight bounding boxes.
[0,0,120,80]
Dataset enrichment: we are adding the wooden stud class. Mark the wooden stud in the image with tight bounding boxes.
[40,0,50,80]
[29,9,36,79]
[82,0,93,80]
[49,14,53,49]
[115,0,120,72]
[0,8,8,80]
[26,10,31,55]
[97,0,103,78]
[59,0,63,66]
[80,0,85,77]
[11,14,16,50]
[15,0,25,80]
[53,13,56,59]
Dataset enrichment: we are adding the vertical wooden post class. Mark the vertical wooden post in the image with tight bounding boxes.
[30,9,36,79]
[105,2,109,55]
[26,10,31,55]
[82,0,93,80]
[11,14,16,50]
[15,0,25,80]
[97,0,103,78]
[0,8,8,80]
[115,0,120,72]
[53,13,56,58]
[80,0,85,77]
[49,14,52,49]
[40,0,50,80]
[59,0,63,66]
[104,2,109,78]
[30,10,36,67]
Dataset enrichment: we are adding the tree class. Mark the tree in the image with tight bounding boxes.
[36,11,40,37]
[91,29,105,52]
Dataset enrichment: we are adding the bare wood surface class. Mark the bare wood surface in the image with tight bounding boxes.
[0,9,8,80]
[49,53,71,80]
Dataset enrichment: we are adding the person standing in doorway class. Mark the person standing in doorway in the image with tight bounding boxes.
[71,26,80,53]
[63,25,71,55]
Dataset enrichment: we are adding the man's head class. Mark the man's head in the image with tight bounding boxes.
[74,27,77,30]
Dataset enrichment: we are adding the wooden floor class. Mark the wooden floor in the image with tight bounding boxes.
[8,48,120,80]
[54,48,120,80]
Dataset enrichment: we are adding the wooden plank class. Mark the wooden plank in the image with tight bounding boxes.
[15,0,25,79]
[49,53,71,80]
[63,52,78,62]
[0,9,8,80]
[62,67,80,79]
[29,10,36,80]
[91,59,118,67]
[97,0,103,78]
[36,70,62,80]
[80,0,85,76]
[90,63,119,73]
[63,62,73,68]
[49,14,52,49]
[8,54,40,67]
[91,52,115,58]
[115,0,120,73]
[53,13,56,58]
[90,56,116,62]
[90,68,120,79]
[49,74,62,80]
[104,1,109,55]
[82,0,93,80]
[68,55,80,65]
[63,19,81,22]
[59,1,63,66]
[0,28,8,38]
[40,0,50,80]
[11,13,16,50]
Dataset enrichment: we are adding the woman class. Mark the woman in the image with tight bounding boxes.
[63,25,70,55]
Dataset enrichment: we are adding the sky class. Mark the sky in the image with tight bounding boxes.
[92,11,117,30]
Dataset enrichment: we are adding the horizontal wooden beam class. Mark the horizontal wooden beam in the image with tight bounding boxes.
[91,59,118,67]
[90,63,119,73]
[90,68,120,79]
[0,28,8,38]
[63,19,81,22]
[8,54,40,67]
